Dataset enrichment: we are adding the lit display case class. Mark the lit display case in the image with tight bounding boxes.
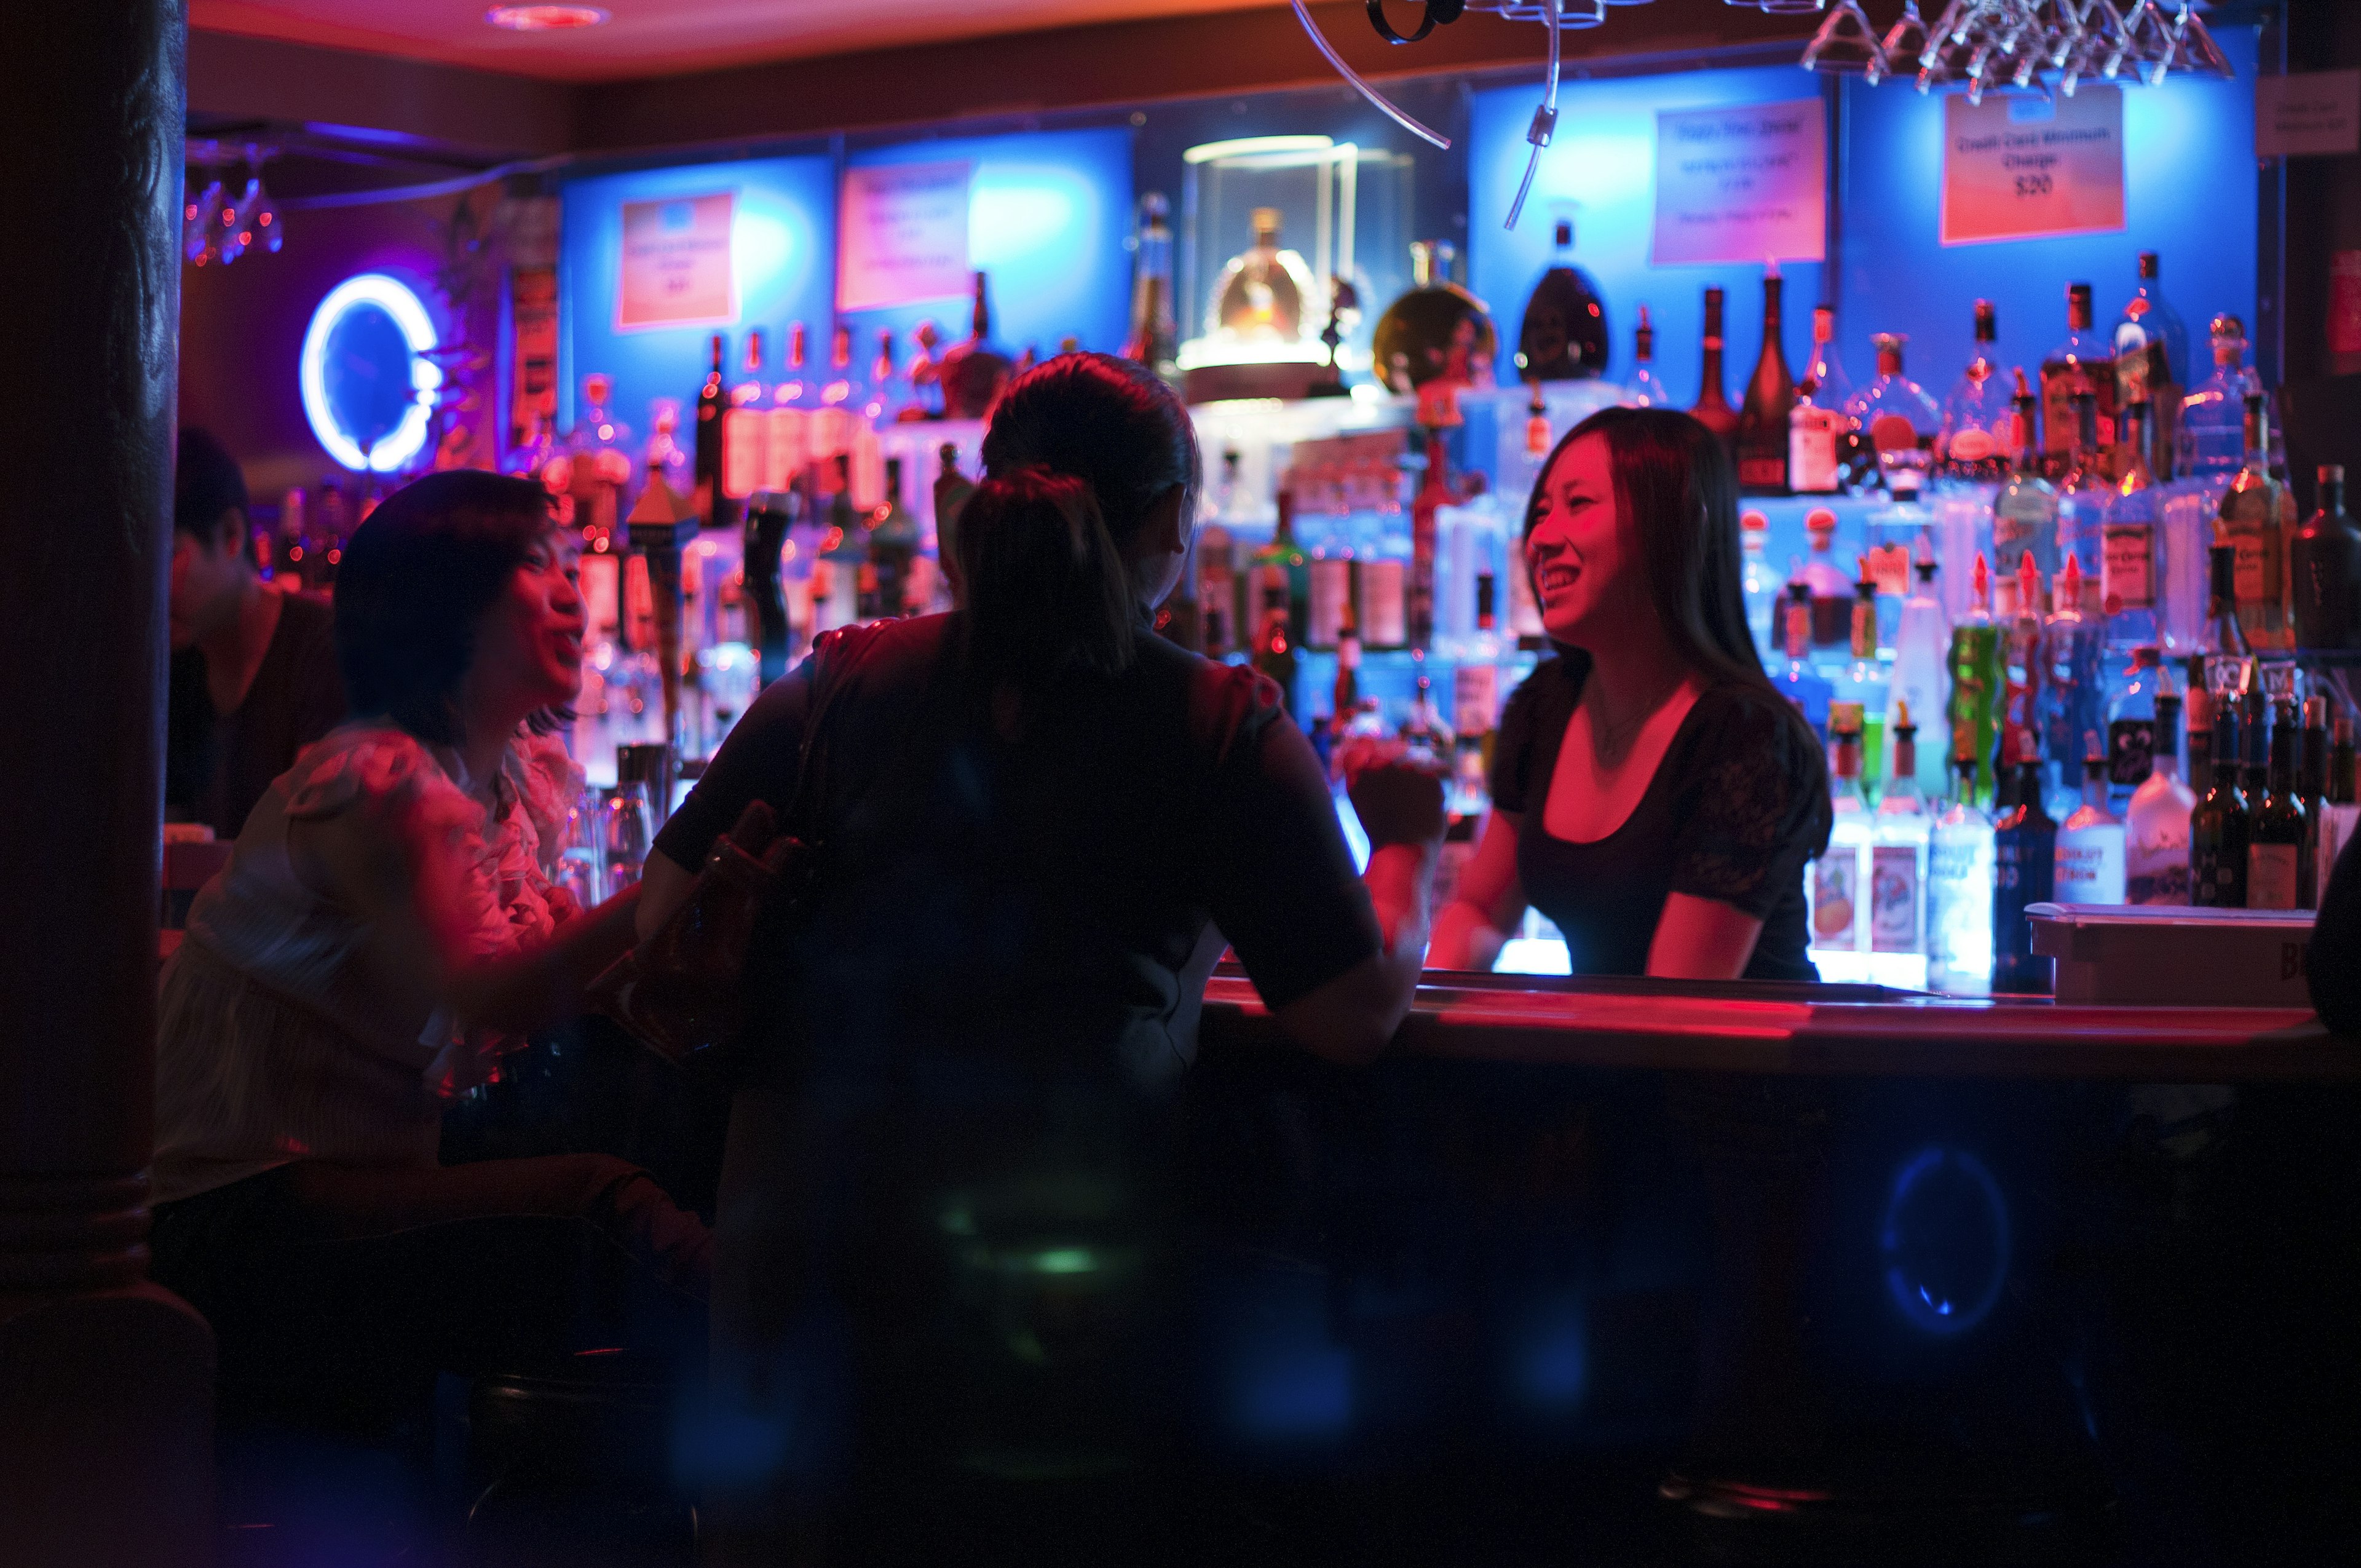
[1176,135,1414,403]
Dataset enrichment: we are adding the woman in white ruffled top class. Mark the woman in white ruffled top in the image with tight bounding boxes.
[149,470,710,1401]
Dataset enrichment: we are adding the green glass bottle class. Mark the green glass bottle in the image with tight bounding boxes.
[1947,551,2006,806]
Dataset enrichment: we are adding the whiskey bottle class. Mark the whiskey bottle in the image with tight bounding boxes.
[1123,192,1180,379]
[1688,286,1739,451]
[2041,283,2115,479]
[2292,463,2361,650]
[2216,393,2295,650]
[1735,265,1797,494]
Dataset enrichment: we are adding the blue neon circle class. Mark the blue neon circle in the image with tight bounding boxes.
[1880,1147,2011,1337]
[299,273,440,472]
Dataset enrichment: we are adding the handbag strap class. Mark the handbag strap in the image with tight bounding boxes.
[772,629,856,845]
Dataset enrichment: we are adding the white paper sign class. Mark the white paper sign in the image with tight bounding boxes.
[837,161,973,312]
[1651,98,1827,266]
[2256,70,2361,159]
[1941,88,2125,246]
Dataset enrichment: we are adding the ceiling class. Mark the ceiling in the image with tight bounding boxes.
[190,0,1290,83]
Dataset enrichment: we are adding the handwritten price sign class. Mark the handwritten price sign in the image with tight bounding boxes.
[1651,98,1827,266]
[1941,87,2125,246]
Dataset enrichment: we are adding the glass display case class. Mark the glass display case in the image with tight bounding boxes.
[1177,135,1414,403]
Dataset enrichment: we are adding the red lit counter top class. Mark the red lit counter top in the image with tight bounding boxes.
[1199,969,2353,1082]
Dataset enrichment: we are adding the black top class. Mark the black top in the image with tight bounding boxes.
[165,592,347,841]
[655,612,1383,1096]
[1490,654,1830,982]
[2314,822,2361,1035]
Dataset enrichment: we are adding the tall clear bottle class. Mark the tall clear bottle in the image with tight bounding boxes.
[2055,389,2110,576]
[1939,300,2016,485]
[1844,333,1941,500]
[2216,392,2296,651]
[1789,304,1852,496]
[1688,286,1739,452]
[1927,753,1997,996]
[1735,264,1797,494]
[2126,691,2196,905]
[1993,758,2058,994]
[1947,553,2006,805]
[1123,191,1180,381]
[2039,555,2105,818]
[1872,707,1931,987]
[2041,282,2115,478]
[1740,507,1778,659]
[1778,580,1834,739]
[2113,251,2188,480]
[2104,400,2164,649]
[1991,371,2059,581]
[1811,703,1872,965]
[1624,304,1671,408]
[2177,314,2261,480]
[1889,556,1952,800]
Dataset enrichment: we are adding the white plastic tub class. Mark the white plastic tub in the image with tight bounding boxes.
[2025,904,2316,1008]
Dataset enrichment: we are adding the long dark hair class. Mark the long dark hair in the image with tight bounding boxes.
[972,353,1200,689]
[333,469,564,746]
[1527,406,1825,758]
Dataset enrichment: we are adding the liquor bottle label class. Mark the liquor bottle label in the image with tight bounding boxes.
[1865,544,1912,598]
[1811,850,1860,948]
[2247,842,2301,910]
[1991,491,2055,574]
[2125,840,2190,906]
[1789,409,1841,494]
[1453,662,1499,736]
[2102,522,2156,609]
[2107,719,2155,790]
[1359,559,1409,649]
[1739,453,1789,489]
[2231,532,2280,610]
[2054,834,2126,906]
[1308,558,1351,648]
[721,408,766,501]
[2191,844,2245,907]
[1870,844,1921,952]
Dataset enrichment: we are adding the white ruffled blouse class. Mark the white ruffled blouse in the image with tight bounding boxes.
[153,721,583,1205]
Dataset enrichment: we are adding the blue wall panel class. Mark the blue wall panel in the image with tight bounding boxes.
[559,153,836,440]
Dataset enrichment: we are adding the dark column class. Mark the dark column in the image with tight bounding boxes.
[0,5,215,1566]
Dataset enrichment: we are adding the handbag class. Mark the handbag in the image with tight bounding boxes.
[585,646,847,1080]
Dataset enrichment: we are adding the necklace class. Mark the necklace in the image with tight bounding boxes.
[1588,675,1685,765]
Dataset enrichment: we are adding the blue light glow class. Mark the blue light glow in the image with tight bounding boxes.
[1880,1146,2011,1337]
[1517,1308,1591,1411]
[299,272,440,473]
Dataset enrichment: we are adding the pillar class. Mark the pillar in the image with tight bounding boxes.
[0,4,216,1565]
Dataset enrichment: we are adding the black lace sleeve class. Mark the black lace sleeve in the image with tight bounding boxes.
[1489,655,1583,815]
[1667,687,1833,919]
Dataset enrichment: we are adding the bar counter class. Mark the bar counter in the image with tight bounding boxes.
[1201,969,2354,1080]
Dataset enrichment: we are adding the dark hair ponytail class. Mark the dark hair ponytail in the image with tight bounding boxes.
[955,467,1135,684]
[973,353,1199,690]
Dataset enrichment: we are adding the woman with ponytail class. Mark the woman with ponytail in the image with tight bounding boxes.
[636,354,1440,1557]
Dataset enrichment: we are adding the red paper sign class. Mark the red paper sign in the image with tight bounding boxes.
[617,192,736,332]
[1941,88,2125,247]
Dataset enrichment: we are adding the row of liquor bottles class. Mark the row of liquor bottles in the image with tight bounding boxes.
[1809,676,2360,997]
[1622,249,2250,500]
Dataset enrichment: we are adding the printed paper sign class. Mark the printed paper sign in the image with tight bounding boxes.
[2329,251,2361,357]
[2256,70,2361,158]
[1651,98,1827,266]
[838,161,973,312]
[617,192,737,331]
[1941,88,2125,246]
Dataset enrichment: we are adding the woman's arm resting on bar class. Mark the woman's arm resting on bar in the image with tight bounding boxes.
[1646,892,1765,981]
[1427,809,1527,972]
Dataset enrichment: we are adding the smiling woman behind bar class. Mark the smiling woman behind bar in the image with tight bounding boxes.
[1428,407,1831,980]
[635,352,1441,1555]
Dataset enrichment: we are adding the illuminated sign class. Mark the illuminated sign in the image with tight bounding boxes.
[299,273,441,472]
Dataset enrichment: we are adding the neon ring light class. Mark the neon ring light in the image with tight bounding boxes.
[299,273,442,472]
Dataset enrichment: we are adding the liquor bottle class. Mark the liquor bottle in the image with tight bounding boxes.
[1254,488,1311,651]
[1373,240,1496,396]
[2248,702,2308,910]
[1991,371,2058,582]
[2336,715,2358,805]
[1517,216,1610,381]
[1800,303,1854,411]
[1734,266,1796,494]
[2196,543,2253,701]
[2103,644,2165,811]
[2177,315,2261,479]
[1214,207,1318,346]
[866,457,919,617]
[1331,600,1362,745]
[1939,300,2015,484]
[721,331,768,509]
[1840,566,1889,791]
[1688,286,1739,451]
[1123,191,1179,380]
[2055,389,2110,577]
[1624,304,1670,408]
[2185,676,2215,796]
[2055,740,2127,906]
[2038,555,2104,815]
[1947,553,2006,804]
[2103,401,2162,649]
[1741,508,1778,657]
[1251,580,1299,716]
[1928,751,1998,996]
[1196,515,1236,660]
[2217,394,2295,651]
[2189,703,2248,907]
[1778,581,1833,738]
[2126,691,2196,905]
[1303,484,1351,655]
[867,330,902,422]
[2292,464,2361,650]
[938,272,1016,420]
[1801,507,1853,662]
[1787,317,1846,499]
[933,443,975,588]
[2001,553,2048,785]
[1889,557,1951,800]
[1992,757,2057,994]
[2302,693,2330,906]
[2041,283,2115,477]
[810,454,864,636]
[1813,703,1872,962]
[1409,432,1454,649]
[2112,254,2186,480]
[774,322,810,408]
[1844,333,1942,499]
[695,333,728,528]
[1872,705,1931,978]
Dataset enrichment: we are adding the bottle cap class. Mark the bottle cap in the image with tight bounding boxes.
[1806,507,1837,536]
[1741,509,1768,533]
[2306,694,2329,727]
[1830,701,1865,735]
[2322,464,2345,485]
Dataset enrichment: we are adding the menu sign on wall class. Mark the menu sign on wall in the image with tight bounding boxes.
[1940,87,2125,245]
[616,191,737,330]
[1651,98,1827,266]
[838,160,973,312]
